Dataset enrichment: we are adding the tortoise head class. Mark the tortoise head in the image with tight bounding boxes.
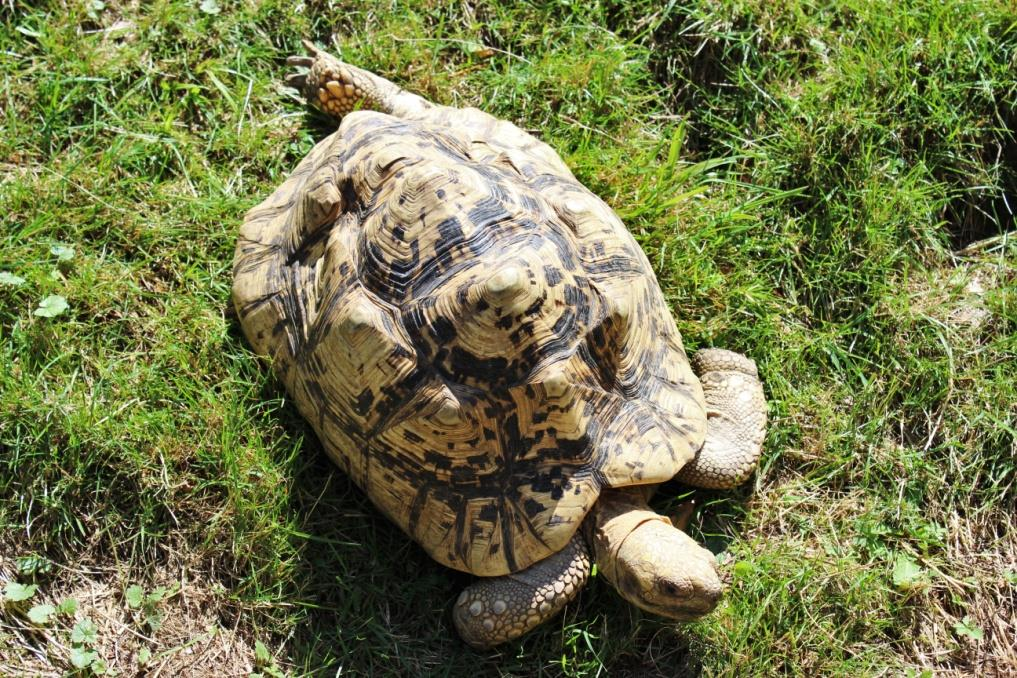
[592,492,722,620]
[609,518,722,619]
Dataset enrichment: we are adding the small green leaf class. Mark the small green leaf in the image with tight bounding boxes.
[69,646,96,669]
[456,40,485,57]
[732,561,755,578]
[3,581,38,602]
[0,271,26,286]
[254,639,271,666]
[50,243,75,261]
[16,555,52,576]
[199,0,220,14]
[953,615,984,641]
[34,294,68,318]
[125,585,144,609]
[27,604,56,624]
[90,657,108,675]
[57,597,79,615]
[137,646,152,666]
[71,618,98,645]
[891,553,924,590]
[86,0,105,20]
[148,585,169,602]
[144,610,163,631]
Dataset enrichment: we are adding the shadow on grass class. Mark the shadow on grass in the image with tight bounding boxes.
[256,393,741,675]
[261,411,717,675]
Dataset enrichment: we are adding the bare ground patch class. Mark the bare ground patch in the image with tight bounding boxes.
[0,554,260,677]
[908,512,1016,676]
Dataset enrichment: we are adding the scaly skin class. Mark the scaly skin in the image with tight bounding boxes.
[676,348,767,489]
[285,40,430,119]
[452,534,591,649]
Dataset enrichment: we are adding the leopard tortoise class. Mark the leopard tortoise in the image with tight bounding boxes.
[232,41,767,648]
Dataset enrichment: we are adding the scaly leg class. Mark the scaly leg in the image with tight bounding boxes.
[675,348,767,489]
[285,40,432,120]
[452,534,591,649]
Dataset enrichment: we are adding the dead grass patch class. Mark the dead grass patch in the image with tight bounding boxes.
[0,553,259,677]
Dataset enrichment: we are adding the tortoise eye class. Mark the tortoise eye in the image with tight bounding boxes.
[659,580,690,599]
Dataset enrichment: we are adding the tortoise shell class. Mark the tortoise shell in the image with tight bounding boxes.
[232,105,707,577]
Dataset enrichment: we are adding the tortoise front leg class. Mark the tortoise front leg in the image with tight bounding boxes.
[286,40,432,120]
[675,348,767,489]
[452,534,591,649]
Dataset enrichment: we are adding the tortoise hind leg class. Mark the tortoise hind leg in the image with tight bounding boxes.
[452,534,591,649]
[286,40,431,120]
[675,348,767,489]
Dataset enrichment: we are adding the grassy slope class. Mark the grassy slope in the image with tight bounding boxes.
[1,0,1014,675]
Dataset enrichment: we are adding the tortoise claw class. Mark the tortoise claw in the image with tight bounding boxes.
[301,38,324,57]
[286,41,336,94]
[285,40,327,91]
[284,72,307,90]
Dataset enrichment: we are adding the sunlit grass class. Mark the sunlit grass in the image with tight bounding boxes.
[1,0,1014,675]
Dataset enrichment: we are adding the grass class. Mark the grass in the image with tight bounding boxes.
[1,0,1014,675]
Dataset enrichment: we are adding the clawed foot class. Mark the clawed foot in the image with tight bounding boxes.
[283,39,320,83]
[452,535,591,649]
[284,39,376,118]
[284,39,432,120]
[675,348,767,489]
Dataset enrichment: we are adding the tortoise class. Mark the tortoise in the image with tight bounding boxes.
[232,41,767,649]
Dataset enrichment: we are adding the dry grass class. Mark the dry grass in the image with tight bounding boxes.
[0,554,258,676]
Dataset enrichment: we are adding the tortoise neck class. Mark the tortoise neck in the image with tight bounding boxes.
[587,488,672,585]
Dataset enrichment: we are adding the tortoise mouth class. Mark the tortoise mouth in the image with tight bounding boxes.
[630,575,720,619]
[639,590,721,620]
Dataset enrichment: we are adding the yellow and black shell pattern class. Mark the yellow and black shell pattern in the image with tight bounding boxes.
[233,105,708,577]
